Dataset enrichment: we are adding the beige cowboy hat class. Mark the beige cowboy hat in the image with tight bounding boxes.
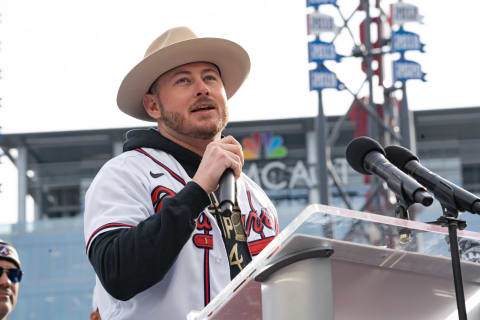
[117,26,251,121]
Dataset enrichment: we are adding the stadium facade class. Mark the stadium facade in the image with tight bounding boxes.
[1,106,480,318]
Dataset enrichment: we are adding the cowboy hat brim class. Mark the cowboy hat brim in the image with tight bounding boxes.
[117,37,250,122]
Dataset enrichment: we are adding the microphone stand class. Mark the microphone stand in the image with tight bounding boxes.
[417,176,469,319]
[393,191,414,245]
[428,206,467,320]
[394,190,467,319]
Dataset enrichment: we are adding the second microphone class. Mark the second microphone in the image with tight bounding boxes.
[346,136,433,207]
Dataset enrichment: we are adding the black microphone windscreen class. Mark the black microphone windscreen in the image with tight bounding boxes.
[346,136,385,175]
[384,145,419,169]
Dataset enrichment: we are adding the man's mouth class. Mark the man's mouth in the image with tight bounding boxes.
[191,104,216,113]
[0,292,11,302]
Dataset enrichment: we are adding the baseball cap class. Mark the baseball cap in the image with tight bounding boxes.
[0,240,22,270]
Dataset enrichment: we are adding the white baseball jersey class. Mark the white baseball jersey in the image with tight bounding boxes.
[84,147,278,320]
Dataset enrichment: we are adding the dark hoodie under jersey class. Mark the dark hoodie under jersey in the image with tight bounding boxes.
[88,128,211,301]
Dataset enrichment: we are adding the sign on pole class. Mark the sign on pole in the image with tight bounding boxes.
[306,0,338,8]
[390,2,424,25]
[309,65,344,91]
[308,40,343,62]
[307,12,336,35]
[391,29,425,53]
[393,58,426,82]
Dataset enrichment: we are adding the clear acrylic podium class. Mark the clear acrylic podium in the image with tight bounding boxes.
[187,204,480,320]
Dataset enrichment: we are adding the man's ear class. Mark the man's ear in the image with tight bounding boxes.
[142,94,161,120]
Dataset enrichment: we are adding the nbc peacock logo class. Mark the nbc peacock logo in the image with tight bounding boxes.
[242,131,288,160]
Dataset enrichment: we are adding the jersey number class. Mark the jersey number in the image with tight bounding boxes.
[229,243,244,271]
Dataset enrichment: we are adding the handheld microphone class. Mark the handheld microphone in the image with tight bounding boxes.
[346,136,433,206]
[218,168,235,215]
[385,145,480,214]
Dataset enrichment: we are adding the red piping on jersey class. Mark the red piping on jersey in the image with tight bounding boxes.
[193,213,212,305]
[204,247,211,306]
[86,223,135,253]
[246,190,255,209]
[135,148,186,186]
[248,236,275,256]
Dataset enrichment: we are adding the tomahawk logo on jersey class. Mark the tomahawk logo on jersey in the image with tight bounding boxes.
[84,147,278,320]
[151,186,175,212]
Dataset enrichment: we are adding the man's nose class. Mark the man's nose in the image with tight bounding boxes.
[195,81,210,96]
[0,271,11,286]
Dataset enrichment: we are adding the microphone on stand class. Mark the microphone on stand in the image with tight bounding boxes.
[346,136,433,207]
[346,136,433,245]
[385,145,480,214]
[218,168,235,215]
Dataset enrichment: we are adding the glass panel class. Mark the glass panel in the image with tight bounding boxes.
[189,204,480,320]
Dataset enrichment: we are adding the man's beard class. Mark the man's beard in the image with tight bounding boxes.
[159,103,228,140]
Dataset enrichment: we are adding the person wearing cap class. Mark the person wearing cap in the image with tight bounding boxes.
[0,240,23,320]
[84,27,278,319]
[90,308,101,320]
[90,283,101,320]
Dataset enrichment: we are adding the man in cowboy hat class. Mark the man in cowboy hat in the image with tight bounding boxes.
[0,240,23,320]
[84,27,278,319]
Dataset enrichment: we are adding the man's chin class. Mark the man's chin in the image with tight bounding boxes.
[190,130,220,140]
[0,302,12,318]
[189,124,224,140]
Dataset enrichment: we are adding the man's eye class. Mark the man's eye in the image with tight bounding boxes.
[175,78,190,85]
[205,75,218,81]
